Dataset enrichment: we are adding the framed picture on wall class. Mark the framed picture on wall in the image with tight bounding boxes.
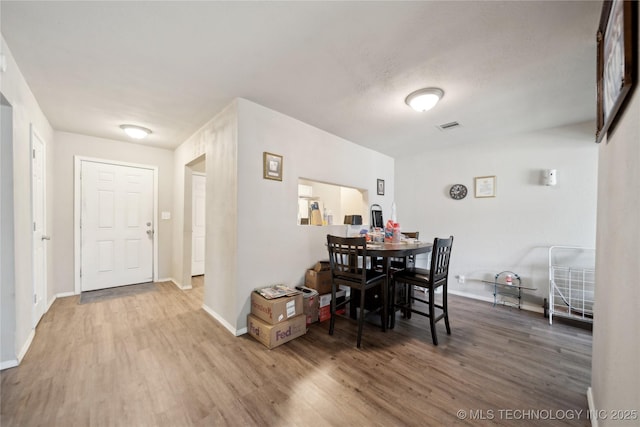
[596,0,637,143]
[263,152,283,181]
[377,179,385,195]
[474,176,496,198]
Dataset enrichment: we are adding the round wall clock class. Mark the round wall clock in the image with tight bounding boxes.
[449,184,468,200]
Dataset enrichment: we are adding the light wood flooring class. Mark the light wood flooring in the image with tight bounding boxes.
[1,278,592,426]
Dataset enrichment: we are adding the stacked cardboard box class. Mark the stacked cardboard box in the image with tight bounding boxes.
[248,289,306,349]
[304,261,332,295]
[295,285,320,326]
[318,289,347,322]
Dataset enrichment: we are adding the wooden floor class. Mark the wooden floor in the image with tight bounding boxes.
[1,278,592,426]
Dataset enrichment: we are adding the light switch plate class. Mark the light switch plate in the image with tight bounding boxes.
[161,211,171,220]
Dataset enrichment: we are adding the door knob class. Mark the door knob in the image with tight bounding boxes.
[146,229,154,237]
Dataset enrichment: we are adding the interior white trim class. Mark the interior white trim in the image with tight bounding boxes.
[30,124,47,329]
[56,292,76,299]
[448,289,545,314]
[73,156,159,294]
[201,303,245,336]
[0,359,18,371]
[168,278,185,290]
[47,292,75,311]
[17,328,35,364]
[162,278,192,290]
[587,387,598,427]
[46,295,56,312]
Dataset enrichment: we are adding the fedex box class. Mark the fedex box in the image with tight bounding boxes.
[251,291,303,325]
[247,314,306,349]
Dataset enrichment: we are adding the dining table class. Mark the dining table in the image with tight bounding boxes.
[350,239,433,326]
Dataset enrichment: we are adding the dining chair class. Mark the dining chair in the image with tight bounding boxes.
[326,235,387,348]
[390,236,453,345]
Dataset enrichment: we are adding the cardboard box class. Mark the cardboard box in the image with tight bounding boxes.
[251,291,303,325]
[318,290,347,322]
[318,305,347,322]
[296,285,319,326]
[247,314,306,349]
[313,261,330,272]
[305,269,332,295]
[319,289,346,307]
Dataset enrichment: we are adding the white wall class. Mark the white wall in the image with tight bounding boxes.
[235,98,393,330]
[171,102,237,335]
[171,98,393,333]
[395,121,598,309]
[591,9,640,423]
[1,96,16,366]
[0,37,55,366]
[52,131,175,294]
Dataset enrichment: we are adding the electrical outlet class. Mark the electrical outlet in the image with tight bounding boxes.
[457,275,465,284]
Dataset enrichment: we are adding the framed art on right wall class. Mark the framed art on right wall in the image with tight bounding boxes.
[475,176,496,198]
[596,0,638,143]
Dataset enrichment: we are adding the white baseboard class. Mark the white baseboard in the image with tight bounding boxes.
[448,289,544,314]
[17,328,35,364]
[47,295,57,312]
[157,277,173,283]
[46,292,76,312]
[587,387,598,427]
[57,292,75,298]
[167,278,187,290]
[170,278,192,290]
[0,359,19,370]
[201,303,245,336]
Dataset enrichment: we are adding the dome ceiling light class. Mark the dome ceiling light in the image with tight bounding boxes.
[120,124,152,139]
[405,88,444,112]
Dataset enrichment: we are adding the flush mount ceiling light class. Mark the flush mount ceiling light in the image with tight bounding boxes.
[405,87,444,112]
[120,124,152,139]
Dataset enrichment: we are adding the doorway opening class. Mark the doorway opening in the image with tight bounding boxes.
[30,124,48,327]
[1,93,17,368]
[182,155,206,302]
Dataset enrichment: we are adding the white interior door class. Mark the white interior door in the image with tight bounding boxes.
[31,126,47,327]
[191,173,206,276]
[81,161,154,291]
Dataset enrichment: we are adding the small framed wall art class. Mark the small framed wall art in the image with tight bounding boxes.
[596,0,637,143]
[475,176,496,198]
[263,152,283,181]
[377,179,385,195]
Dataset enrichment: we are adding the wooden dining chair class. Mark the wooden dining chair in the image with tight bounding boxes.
[390,236,453,345]
[326,235,387,348]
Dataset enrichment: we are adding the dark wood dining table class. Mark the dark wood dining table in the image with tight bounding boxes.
[350,240,433,325]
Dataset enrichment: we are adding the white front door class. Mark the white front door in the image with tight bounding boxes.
[31,125,47,327]
[81,161,154,291]
[191,173,206,276]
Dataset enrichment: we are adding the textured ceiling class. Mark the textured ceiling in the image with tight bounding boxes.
[1,1,602,157]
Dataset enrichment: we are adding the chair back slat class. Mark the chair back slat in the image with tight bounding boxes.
[429,236,454,287]
[327,235,366,283]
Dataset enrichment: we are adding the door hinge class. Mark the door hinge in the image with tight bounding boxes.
[34,294,37,304]
[33,222,36,231]
[80,268,82,278]
[32,149,36,159]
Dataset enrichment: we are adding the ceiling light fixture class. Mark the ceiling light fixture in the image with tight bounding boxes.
[405,87,444,112]
[120,124,152,139]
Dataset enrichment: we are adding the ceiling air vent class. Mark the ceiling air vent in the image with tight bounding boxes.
[437,121,461,131]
